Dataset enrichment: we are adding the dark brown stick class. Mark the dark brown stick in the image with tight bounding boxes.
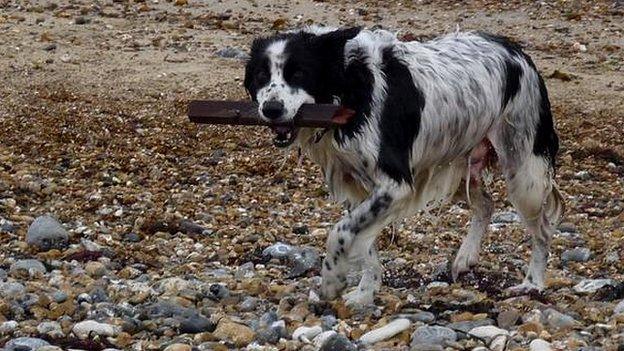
[188,100,353,127]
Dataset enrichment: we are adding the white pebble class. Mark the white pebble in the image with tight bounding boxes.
[292,325,322,342]
[359,318,411,344]
[72,320,119,339]
[530,339,553,351]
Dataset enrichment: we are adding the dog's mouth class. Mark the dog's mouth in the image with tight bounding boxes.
[270,125,299,148]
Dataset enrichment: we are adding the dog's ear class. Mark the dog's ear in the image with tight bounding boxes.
[313,27,361,56]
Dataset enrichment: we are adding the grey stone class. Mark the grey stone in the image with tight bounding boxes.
[9,259,47,277]
[497,309,520,329]
[606,251,620,264]
[614,300,624,315]
[4,337,50,351]
[239,296,258,312]
[289,247,319,278]
[0,321,18,334]
[446,319,493,335]
[124,232,141,242]
[37,321,63,336]
[573,279,615,294]
[561,247,591,263]
[207,283,229,301]
[256,320,286,345]
[179,313,214,334]
[543,308,579,330]
[1,218,17,233]
[0,268,6,281]
[179,219,210,236]
[235,262,255,279]
[262,242,320,278]
[412,311,436,324]
[492,211,519,224]
[216,47,250,60]
[263,242,296,260]
[319,333,356,351]
[0,282,26,300]
[43,43,57,51]
[411,326,457,346]
[574,170,591,180]
[26,215,69,251]
[321,314,337,330]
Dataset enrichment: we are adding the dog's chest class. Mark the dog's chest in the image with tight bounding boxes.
[301,132,374,206]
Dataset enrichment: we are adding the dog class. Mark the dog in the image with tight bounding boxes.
[243,26,564,306]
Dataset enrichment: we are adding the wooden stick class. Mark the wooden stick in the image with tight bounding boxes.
[188,100,353,127]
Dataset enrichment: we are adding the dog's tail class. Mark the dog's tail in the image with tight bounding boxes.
[545,181,565,225]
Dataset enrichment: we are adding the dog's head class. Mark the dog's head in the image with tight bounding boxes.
[244,27,360,147]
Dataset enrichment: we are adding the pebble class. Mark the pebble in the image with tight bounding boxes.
[605,251,620,264]
[360,318,411,344]
[208,283,229,300]
[9,259,47,277]
[530,339,553,351]
[543,308,579,330]
[262,242,319,277]
[0,320,19,334]
[74,16,89,25]
[212,319,255,347]
[411,325,457,347]
[319,333,356,351]
[0,281,26,299]
[179,313,214,334]
[85,261,107,278]
[239,296,258,312]
[216,47,250,60]
[497,309,520,329]
[446,319,493,334]
[561,247,591,263]
[73,320,120,338]
[321,314,338,330]
[468,326,509,350]
[52,290,68,303]
[614,300,624,314]
[492,210,519,223]
[293,325,323,342]
[164,344,191,351]
[573,279,615,293]
[37,321,63,337]
[4,337,50,351]
[26,215,69,251]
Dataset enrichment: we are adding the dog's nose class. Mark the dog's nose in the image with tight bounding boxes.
[261,100,285,120]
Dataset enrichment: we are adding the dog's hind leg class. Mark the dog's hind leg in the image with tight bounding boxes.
[320,187,407,302]
[452,182,494,281]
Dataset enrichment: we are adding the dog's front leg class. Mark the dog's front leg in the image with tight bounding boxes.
[320,187,404,303]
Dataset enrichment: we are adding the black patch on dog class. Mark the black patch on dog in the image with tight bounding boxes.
[477,32,524,59]
[377,47,425,184]
[502,59,523,109]
[244,28,361,105]
[335,48,375,143]
[370,193,392,217]
[533,75,559,169]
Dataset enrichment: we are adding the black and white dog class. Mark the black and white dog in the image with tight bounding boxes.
[244,26,564,305]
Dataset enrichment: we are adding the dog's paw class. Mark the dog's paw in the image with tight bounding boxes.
[451,249,479,281]
[320,275,346,301]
